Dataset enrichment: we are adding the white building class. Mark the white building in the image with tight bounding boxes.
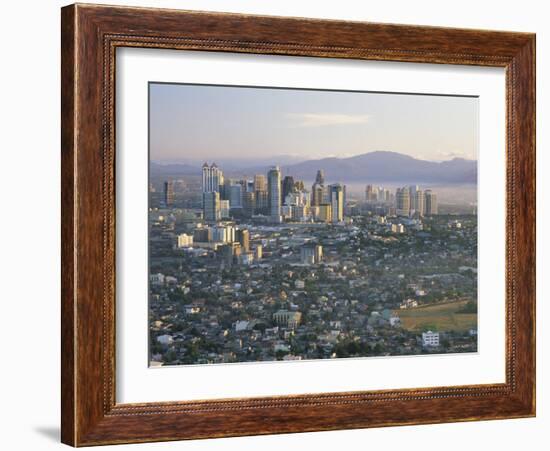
[422,331,440,347]
[177,233,193,248]
[150,273,165,285]
[234,320,249,332]
[156,334,173,345]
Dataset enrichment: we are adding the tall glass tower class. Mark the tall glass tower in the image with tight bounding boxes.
[267,166,282,222]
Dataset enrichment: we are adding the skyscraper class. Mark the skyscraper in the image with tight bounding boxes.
[282,175,295,204]
[163,180,174,207]
[315,169,325,185]
[203,191,221,221]
[311,168,326,207]
[424,190,438,215]
[236,229,250,253]
[242,191,255,217]
[396,187,410,216]
[228,183,243,209]
[268,166,282,222]
[202,162,223,193]
[253,174,267,192]
[329,183,344,223]
[414,189,425,216]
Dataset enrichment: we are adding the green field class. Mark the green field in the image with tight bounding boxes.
[395,300,477,332]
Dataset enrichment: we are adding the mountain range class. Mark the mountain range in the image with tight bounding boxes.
[150,151,476,184]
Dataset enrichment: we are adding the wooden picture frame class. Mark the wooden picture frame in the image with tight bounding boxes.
[61,3,535,446]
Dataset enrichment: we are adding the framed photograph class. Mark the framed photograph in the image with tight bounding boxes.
[61,4,535,446]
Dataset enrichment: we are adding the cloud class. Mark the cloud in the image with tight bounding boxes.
[287,113,371,128]
[434,150,477,161]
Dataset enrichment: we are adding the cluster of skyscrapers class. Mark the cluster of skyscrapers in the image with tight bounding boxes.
[198,163,346,224]
[163,166,438,222]
[366,184,438,217]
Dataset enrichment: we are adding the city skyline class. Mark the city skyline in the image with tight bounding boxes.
[150,83,478,164]
[148,83,477,367]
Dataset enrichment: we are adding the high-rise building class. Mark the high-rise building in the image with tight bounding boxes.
[236,229,250,253]
[300,244,323,265]
[311,169,326,207]
[255,190,268,214]
[202,162,223,193]
[242,191,255,217]
[317,203,332,223]
[424,190,438,215]
[203,191,221,221]
[220,200,230,218]
[282,176,295,204]
[396,187,410,216]
[311,183,324,206]
[212,226,228,243]
[268,166,282,222]
[414,189,425,216]
[253,174,267,192]
[163,180,174,207]
[176,233,193,248]
[329,183,344,223]
[228,183,243,209]
[193,227,212,243]
[315,169,325,185]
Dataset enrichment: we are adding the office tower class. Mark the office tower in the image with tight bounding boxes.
[255,190,268,214]
[220,200,230,218]
[300,244,323,265]
[203,191,220,221]
[236,229,250,253]
[414,189,425,216]
[365,184,380,203]
[315,169,325,185]
[163,180,174,207]
[268,166,282,222]
[317,203,332,223]
[291,205,308,221]
[254,244,263,260]
[329,183,344,223]
[282,176,295,204]
[253,174,267,192]
[202,162,223,193]
[212,226,228,243]
[408,185,419,215]
[225,225,236,243]
[424,190,438,215]
[311,183,324,206]
[228,183,243,209]
[396,187,411,216]
[242,191,256,217]
[311,168,325,207]
[193,227,212,243]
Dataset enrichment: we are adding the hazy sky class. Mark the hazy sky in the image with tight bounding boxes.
[150,83,478,163]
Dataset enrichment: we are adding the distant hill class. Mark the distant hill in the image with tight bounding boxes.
[151,151,476,184]
[281,151,476,184]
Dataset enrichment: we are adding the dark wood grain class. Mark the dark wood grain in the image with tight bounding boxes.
[61,3,536,446]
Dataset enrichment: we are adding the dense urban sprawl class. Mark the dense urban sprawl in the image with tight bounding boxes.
[149,164,477,366]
